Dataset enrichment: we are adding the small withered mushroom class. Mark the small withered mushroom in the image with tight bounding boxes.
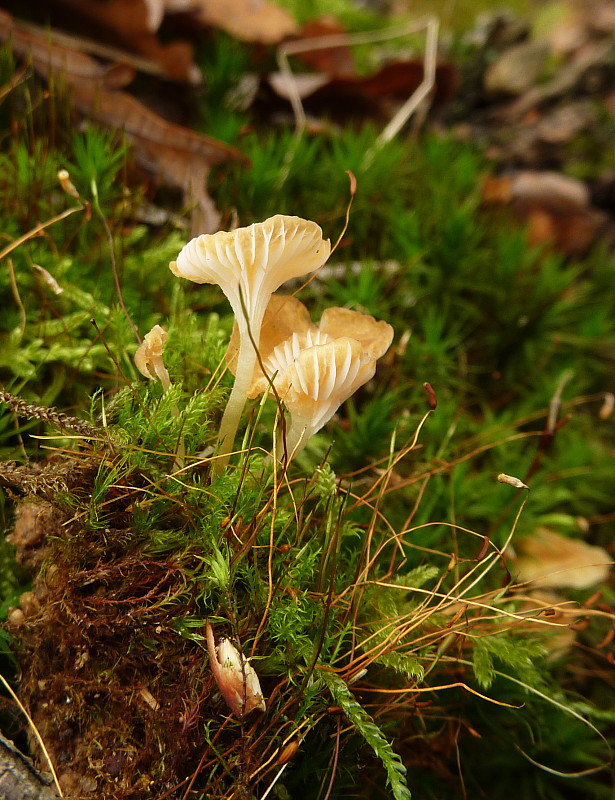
[205,621,266,719]
[135,324,186,469]
[170,216,331,470]
[134,324,172,393]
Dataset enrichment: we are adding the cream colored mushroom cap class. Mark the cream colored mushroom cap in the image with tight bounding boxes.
[249,328,333,398]
[169,215,331,322]
[276,337,376,434]
[319,307,394,360]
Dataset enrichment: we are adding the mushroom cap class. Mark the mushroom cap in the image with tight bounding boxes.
[169,215,331,326]
[275,337,376,437]
[319,307,394,360]
[226,294,394,399]
[134,324,168,381]
[250,328,333,398]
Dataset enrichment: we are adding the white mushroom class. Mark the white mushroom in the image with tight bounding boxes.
[225,293,315,386]
[224,294,394,459]
[273,337,378,458]
[170,216,331,470]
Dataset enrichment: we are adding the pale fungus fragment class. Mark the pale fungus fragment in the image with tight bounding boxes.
[205,621,265,719]
[57,168,80,200]
[497,472,529,490]
[170,216,331,470]
[134,324,172,393]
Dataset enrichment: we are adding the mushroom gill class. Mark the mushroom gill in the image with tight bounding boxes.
[273,337,377,458]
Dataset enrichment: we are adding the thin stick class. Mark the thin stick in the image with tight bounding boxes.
[276,16,439,144]
[6,258,26,338]
[92,191,141,344]
[377,16,439,145]
[0,674,64,797]
[0,204,85,262]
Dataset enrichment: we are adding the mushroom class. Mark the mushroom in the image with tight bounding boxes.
[225,294,394,459]
[135,325,186,469]
[224,293,315,382]
[273,337,380,458]
[170,216,331,470]
[134,324,172,393]
[319,306,395,359]
[205,621,266,718]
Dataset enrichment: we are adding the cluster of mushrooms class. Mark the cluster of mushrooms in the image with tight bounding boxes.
[135,216,395,717]
[137,215,394,475]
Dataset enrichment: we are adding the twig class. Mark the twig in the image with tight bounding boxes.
[6,258,26,339]
[92,193,141,344]
[0,205,85,262]
[276,16,439,146]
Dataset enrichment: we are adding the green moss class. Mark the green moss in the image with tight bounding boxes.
[0,33,613,800]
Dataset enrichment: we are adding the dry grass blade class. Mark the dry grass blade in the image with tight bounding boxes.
[276,16,440,146]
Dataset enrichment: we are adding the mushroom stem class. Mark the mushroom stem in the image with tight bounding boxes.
[214,326,260,474]
[278,417,311,461]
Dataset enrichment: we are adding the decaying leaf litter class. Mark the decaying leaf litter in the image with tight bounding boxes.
[0,0,614,799]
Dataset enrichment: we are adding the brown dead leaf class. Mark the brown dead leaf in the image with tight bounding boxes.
[191,0,297,44]
[41,0,199,83]
[69,79,248,233]
[0,9,115,85]
[1,10,248,234]
[291,18,355,78]
[482,170,606,256]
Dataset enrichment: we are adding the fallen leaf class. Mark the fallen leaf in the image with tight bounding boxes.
[1,10,249,234]
[40,0,200,83]
[483,40,549,97]
[191,0,297,44]
[513,527,611,590]
[291,17,355,78]
[482,170,606,256]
